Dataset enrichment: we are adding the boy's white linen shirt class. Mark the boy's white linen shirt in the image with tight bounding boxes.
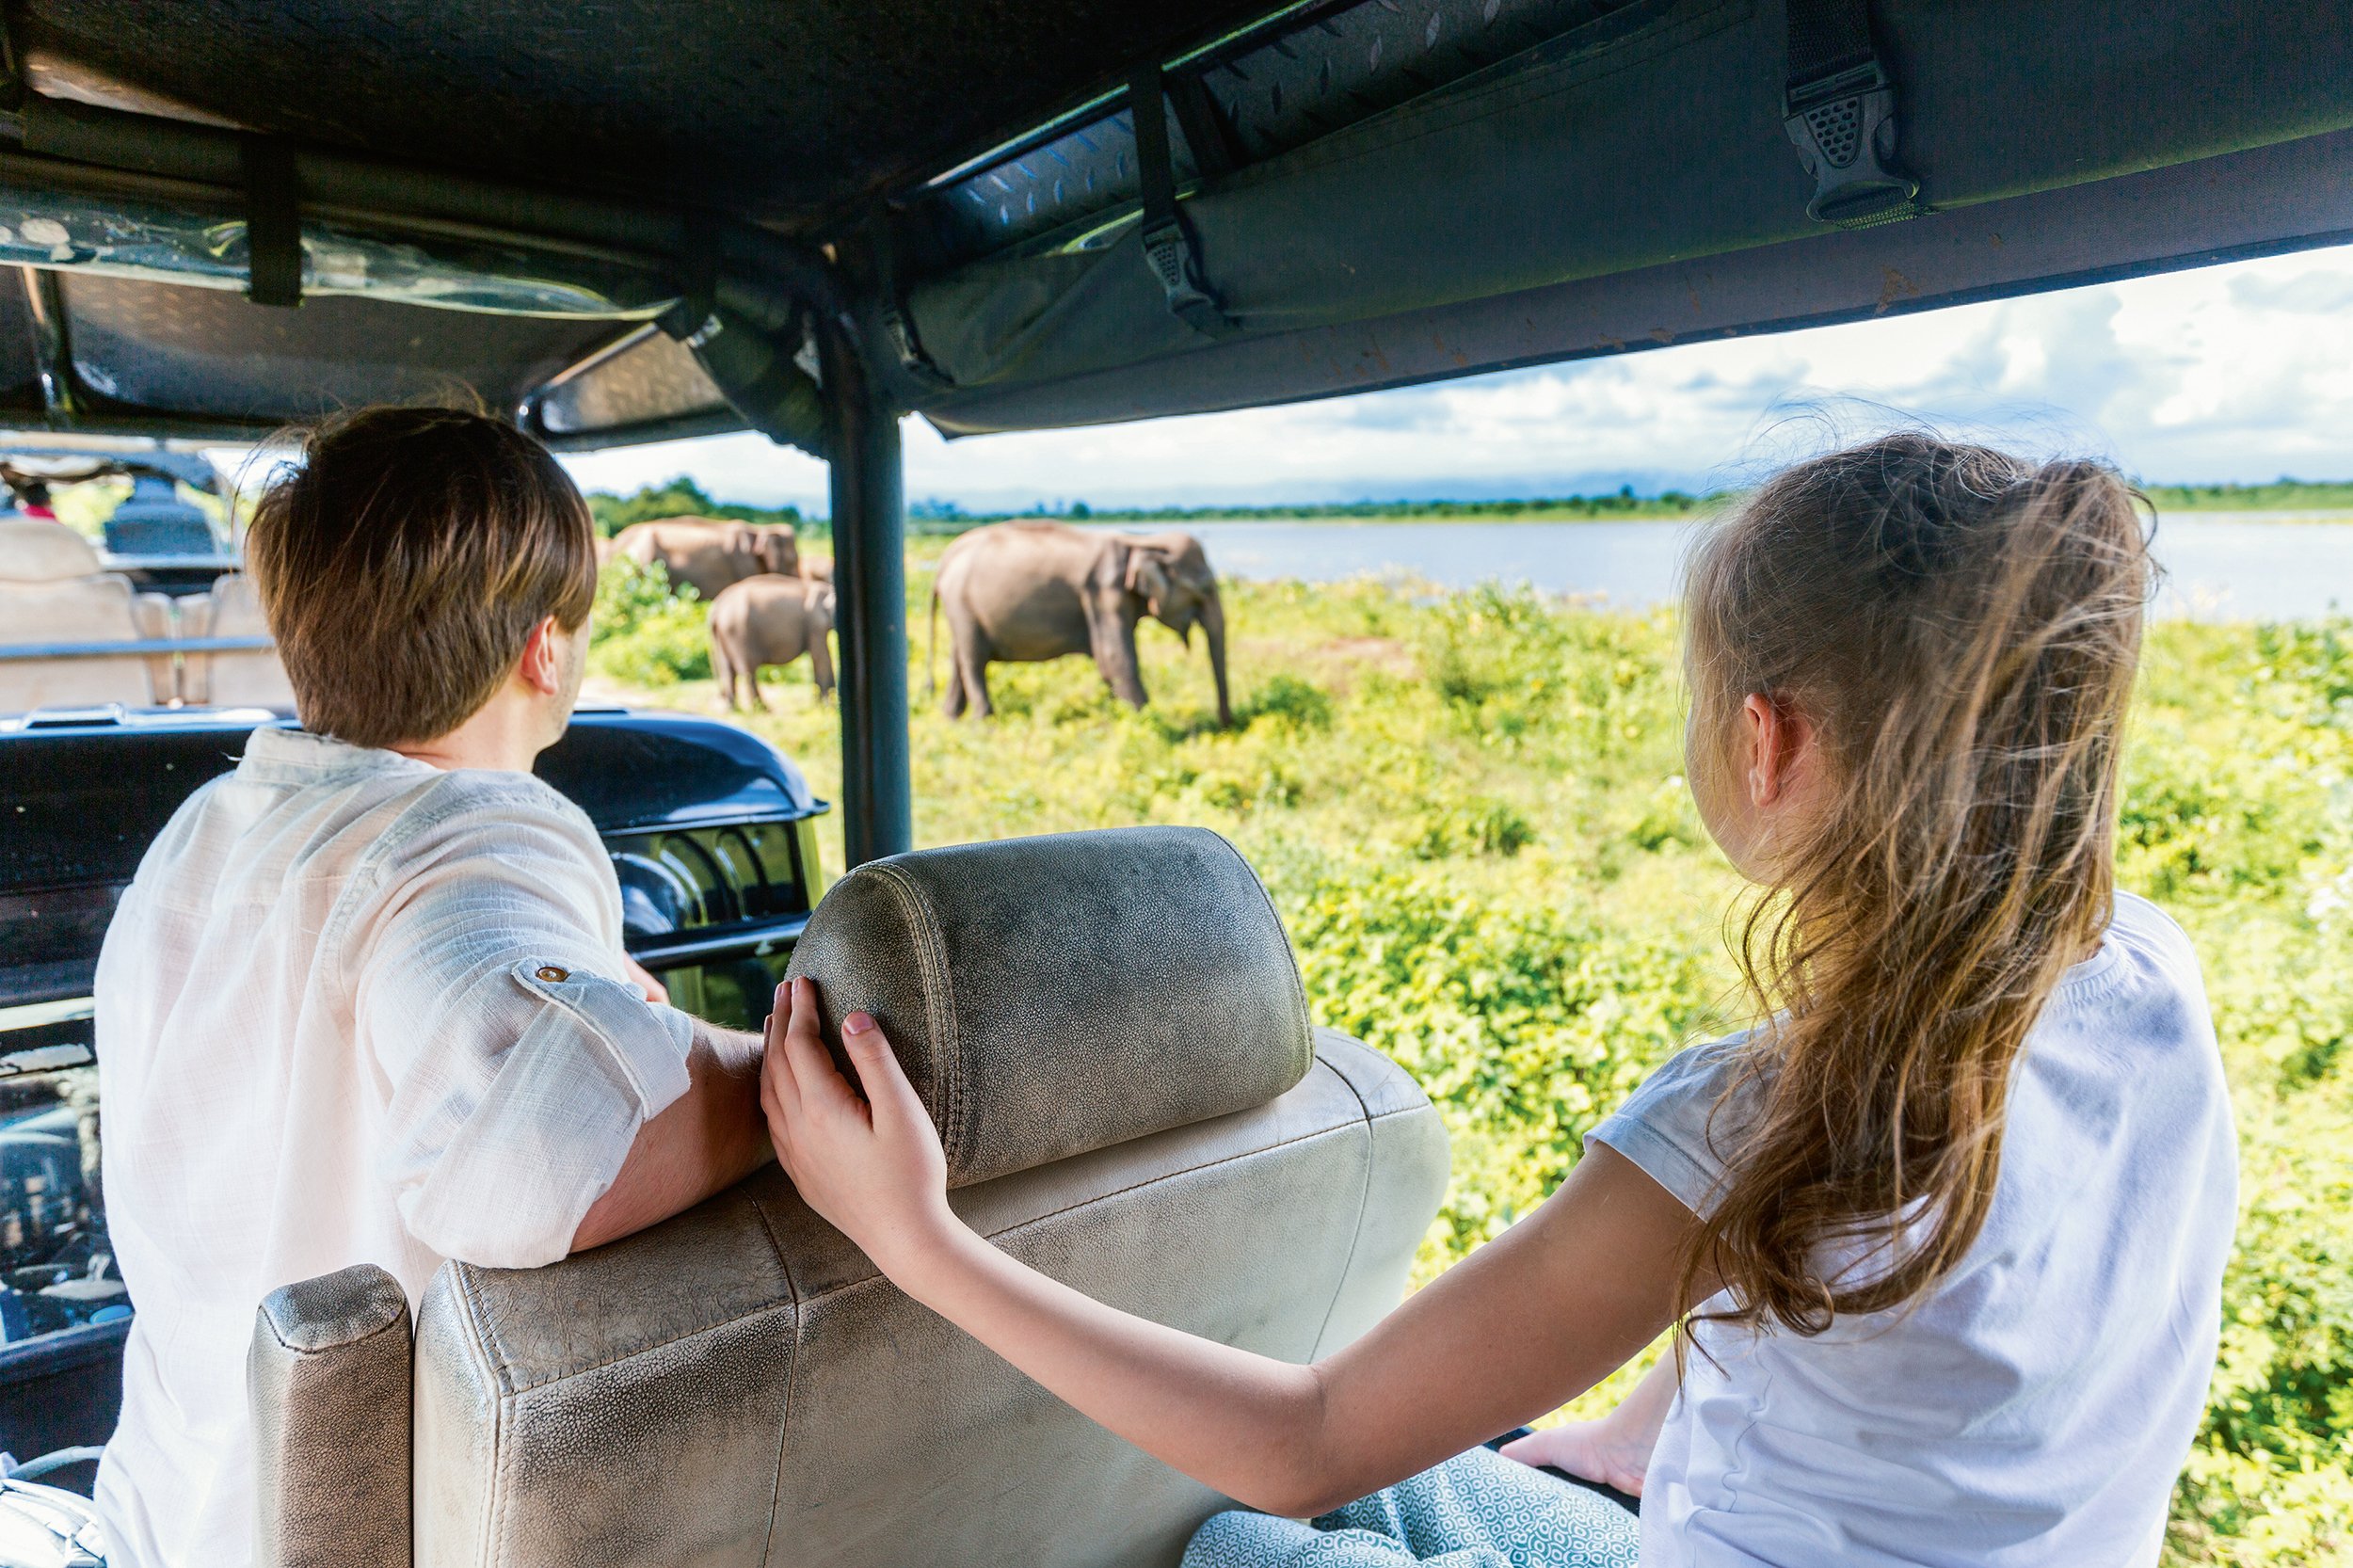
[90,725,696,1568]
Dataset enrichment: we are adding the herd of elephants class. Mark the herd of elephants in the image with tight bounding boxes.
[600,516,1235,726]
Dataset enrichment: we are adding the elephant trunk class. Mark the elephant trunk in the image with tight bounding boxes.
[1202,591,1233,728]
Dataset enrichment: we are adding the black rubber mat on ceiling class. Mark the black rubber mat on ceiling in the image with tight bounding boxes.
[55,274,627,424]
[16,0,1274,225]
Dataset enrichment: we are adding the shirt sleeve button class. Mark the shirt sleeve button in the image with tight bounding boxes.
[536,965,569,983]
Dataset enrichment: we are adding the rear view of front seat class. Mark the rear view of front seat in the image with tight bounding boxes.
[180,571,296,710]
[250,825,1449,1568]
[0,518,176,711]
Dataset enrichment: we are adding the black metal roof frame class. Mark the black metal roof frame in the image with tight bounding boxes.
[0,0,2341,860]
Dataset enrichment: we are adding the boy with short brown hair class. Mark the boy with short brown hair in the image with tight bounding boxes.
[92,407,770,1568]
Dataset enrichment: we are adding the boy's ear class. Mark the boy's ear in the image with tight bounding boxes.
[518,616,564,696]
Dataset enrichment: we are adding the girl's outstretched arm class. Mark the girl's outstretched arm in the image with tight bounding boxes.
[760,976,1701,1520]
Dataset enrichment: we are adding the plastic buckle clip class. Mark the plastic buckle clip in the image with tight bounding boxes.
[878,301,953,391]
[1140,214,1230,332]
[1784,63,1920,229]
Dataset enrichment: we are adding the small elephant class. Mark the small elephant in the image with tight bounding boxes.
[928,521,1231,725]
[609,517,798,599]
[710,572,835,711]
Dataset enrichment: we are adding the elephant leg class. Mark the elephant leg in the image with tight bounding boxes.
[944,619,992,719]
[1103,619,1149,710]
[959,647,995,719]
[746,661,770,712]
[712,635,738,711]
[808,632,836,702]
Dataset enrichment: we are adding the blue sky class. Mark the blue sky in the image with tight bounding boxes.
[559,243,2353,514]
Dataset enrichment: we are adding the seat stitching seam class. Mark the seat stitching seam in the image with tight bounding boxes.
[758,1316,796,1568]
[495,1301,799,1394]
[458,1267,519,1399]
[282,1310,408,1356]
[1365,1105,1429,1123]
[446,1275,507,1568]
[1306,1062,1379,1361]
[743,1192,802,1568]
[868,861,963,1175]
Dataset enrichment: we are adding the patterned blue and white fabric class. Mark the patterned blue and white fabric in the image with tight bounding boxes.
[1182,1444,1641,1568]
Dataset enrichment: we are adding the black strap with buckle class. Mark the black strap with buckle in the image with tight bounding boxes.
[1128,62,1241,340]
[656,212,722,347]
[869,210,956,390]
[241,138,302,308]
[1783,0,1922,229]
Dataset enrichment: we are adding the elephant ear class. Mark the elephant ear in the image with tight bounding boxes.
[1124,547,1173,614]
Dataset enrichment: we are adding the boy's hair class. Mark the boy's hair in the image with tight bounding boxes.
[245,407,598,749]
[1682,433,2152,1336]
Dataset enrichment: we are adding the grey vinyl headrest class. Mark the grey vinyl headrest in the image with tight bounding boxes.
[784,825,1312,1188]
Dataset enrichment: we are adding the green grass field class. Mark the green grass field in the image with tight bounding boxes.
[592,557,2353,1565]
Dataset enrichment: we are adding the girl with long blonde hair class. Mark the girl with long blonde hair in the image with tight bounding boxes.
[760,434,2236,1566]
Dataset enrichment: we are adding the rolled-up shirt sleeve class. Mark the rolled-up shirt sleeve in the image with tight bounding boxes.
[346,778,695,1269]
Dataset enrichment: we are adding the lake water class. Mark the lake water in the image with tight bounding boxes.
[1097,514,2353,621]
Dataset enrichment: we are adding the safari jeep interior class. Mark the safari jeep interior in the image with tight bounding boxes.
[0,0,2347,1562]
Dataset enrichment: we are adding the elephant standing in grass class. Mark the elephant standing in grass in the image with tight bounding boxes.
[710,572,835,710]
[929,521,1231,725]
[608,517,798,598]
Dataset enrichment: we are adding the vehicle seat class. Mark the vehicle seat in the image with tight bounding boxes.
[180,571,296,710]
[248,826,1450,1568]
[0,518,175,711]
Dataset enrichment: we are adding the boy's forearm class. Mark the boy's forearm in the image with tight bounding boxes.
[571,1021,771,1252]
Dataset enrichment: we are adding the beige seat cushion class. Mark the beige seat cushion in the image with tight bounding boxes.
[0,518,104,582]
[184,571,296,710]
[0,573,176,710]
[413,1031,1446,1568]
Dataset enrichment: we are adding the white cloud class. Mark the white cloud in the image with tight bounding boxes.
[559,243,2353,511]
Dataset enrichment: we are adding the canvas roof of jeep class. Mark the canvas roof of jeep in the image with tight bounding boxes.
[0,0,2346,856]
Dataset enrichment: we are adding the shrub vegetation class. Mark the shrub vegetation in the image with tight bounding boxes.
[594,557,2351,1564]
[584,475,811,537]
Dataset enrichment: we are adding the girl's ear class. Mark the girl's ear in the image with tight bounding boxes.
[1743,692,1815,809]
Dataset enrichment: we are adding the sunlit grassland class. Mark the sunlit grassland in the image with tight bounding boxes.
[592,562,2353,1567]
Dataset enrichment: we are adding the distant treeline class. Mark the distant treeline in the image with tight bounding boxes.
[584,474,2353,539]
[904,486,1723,530]
[585,478,814,538]
[2142,479,2353,512]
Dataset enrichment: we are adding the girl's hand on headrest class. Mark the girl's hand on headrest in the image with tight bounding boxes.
[760,975,957,1278]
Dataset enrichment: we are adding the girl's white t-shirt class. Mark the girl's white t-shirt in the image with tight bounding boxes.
[1589,892,2236,1568]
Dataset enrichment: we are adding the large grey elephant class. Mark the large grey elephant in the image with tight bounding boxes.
[928,522,1231,726]
[606,517,798,599]
[709,572,835,710]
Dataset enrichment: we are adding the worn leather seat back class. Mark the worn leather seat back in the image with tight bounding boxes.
[0,518,175,710]
[393,826,1449,1568]
[249,1265,413,1568]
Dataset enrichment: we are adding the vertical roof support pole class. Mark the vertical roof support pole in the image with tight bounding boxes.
[817,311,912,867]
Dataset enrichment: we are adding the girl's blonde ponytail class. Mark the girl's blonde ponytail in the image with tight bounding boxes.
[1681,434,2152,1334]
